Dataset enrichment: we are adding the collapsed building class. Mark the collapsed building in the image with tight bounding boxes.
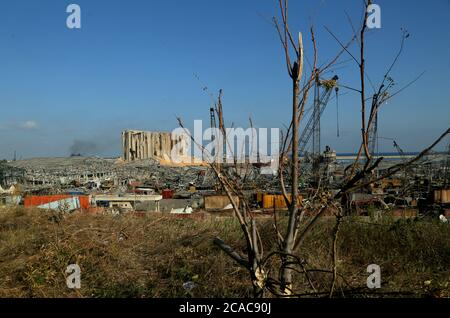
[0,161,24,187]
[122,130,189,162]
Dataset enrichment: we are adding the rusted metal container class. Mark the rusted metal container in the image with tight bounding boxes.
[261,194,302,210]
[162,189,174,199]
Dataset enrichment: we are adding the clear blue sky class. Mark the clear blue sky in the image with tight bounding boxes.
[0,0,449,159]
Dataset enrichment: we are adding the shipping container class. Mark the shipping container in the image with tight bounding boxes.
[259,194,302,210]
[38,197,81,212]
[24,195,90,209]
[162,189,174,199]
[434,189,450,204]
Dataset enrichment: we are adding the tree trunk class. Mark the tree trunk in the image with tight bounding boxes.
[281,69,300,295]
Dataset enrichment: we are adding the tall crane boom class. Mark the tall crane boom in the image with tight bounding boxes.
[393,140,406,158]
[298,75,338,156]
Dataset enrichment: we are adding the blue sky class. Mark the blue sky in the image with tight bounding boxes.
[0,0,449,159]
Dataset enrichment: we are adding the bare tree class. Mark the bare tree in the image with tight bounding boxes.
[178,0,449,298]
[273,0,304,295]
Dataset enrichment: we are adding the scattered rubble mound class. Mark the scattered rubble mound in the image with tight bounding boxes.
[9,157,117,172]
[5,157,209,193]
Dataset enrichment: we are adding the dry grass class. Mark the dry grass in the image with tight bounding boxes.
[0,207,250,298]
[0,207,449,298]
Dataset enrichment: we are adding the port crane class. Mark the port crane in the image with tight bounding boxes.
[298,75,339,157]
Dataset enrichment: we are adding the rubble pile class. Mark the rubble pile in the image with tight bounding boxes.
[6,157,209,194]
[0,160,24,187]
[0,150,447,217]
